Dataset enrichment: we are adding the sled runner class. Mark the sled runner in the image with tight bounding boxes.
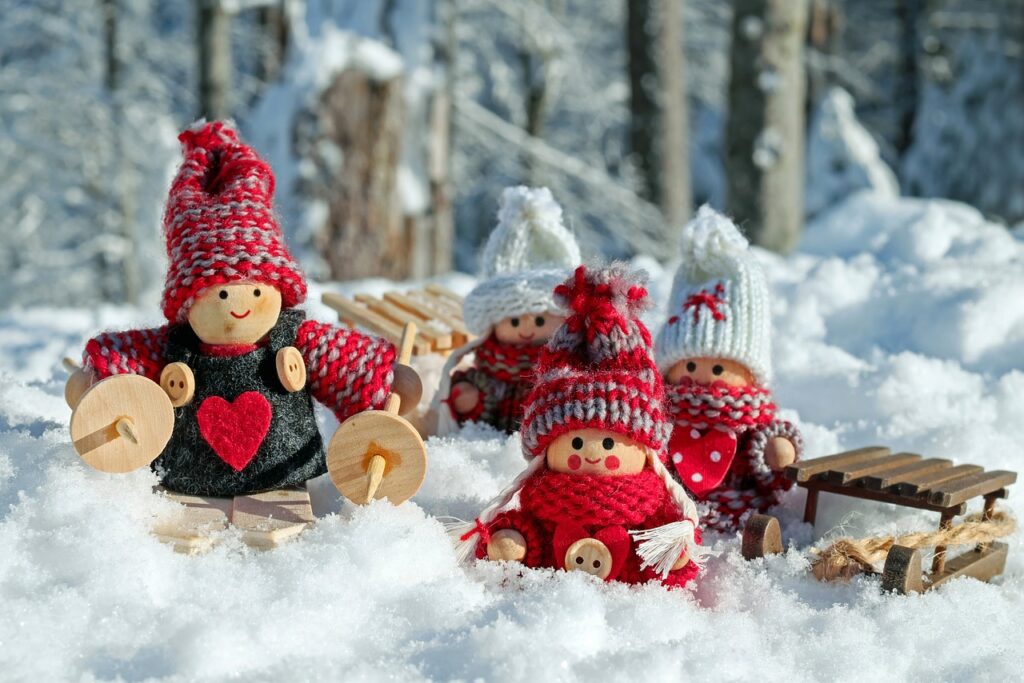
[742,446,1017,593]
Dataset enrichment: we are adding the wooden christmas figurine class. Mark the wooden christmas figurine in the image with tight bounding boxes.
[65,121,420,499]
[435,186,581,434]
[451,265,704,586]
[656,206,802,533]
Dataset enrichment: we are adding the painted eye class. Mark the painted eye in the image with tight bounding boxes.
[602,437,614,450]
[535,316,545,327]
[571,437,584,450]
[686,361,697,372]
[254,288,261,297]
[219,290,228,300]
[712,365,724,376]
[510,318,520,328]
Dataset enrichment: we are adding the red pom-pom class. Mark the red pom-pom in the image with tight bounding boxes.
[554,264,651,327]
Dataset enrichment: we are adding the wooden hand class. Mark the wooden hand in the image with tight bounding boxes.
[64,368,96,409]
[765,437,797,471]
[450,381,481,415]
[671,550,690,570]
[391,364,422,415]
[487,529,527,562]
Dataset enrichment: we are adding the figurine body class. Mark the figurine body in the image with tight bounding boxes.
[656,207,802,532]
[453,265,704,587]
[72,122,413,497]
[436,186,579,434]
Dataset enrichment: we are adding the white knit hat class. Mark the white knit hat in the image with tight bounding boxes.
[462,186,582,335]
[655,205,773,384]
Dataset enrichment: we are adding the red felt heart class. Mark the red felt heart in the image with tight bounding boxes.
[552,523,631,580]
[668,426,738,496]
[196,392,272,471]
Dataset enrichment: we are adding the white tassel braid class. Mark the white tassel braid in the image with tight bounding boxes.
[445,455,546,564]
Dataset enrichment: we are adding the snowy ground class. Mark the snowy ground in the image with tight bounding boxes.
[1,192,1023,681]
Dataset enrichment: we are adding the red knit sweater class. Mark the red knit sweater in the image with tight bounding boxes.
[81,315,396,422]
[476,468,701,587]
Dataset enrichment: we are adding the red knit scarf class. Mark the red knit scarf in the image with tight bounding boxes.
[475,334,546,382]
[519,468,667,528]
[665,379,776,432]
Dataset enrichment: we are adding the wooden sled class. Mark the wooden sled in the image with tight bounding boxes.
[742,446,1016,594]
[322,284,474,357]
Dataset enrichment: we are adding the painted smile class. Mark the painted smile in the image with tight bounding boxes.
[230,309,251,319]
[518,333,535,341]
[584,457,601,464]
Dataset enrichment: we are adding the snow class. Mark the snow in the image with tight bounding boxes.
[2,194,1024,680]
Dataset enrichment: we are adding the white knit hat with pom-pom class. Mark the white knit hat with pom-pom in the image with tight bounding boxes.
[462,186,581,335]
[655,205,773,384]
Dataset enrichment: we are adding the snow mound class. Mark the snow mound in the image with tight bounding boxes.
[805,87,900,218]
[1,196,1023,679]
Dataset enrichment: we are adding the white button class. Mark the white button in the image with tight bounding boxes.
[690,429,701,439]
[691,473,703,483]
[672,453,683,464]
[710,451,721,462]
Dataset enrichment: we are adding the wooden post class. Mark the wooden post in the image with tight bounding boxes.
[803,486,819,525]
[313,68,408,280]
[932,509,955,574]
[725,0,809,253]
[198,0,232,120]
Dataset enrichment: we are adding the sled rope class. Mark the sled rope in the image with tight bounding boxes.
[810,510,1016,582]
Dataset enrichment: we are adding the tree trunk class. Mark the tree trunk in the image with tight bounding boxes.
[428,0,456,275]
[895,0,924,156]
[312,69,408,280]
[627,0,692,230]
[198,0,231,120]
[725,0,809,253]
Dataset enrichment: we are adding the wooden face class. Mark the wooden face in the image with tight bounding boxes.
[493,313,565,346]
[665,357,754,388]
[546,428,647,476]
[187,283,282,345]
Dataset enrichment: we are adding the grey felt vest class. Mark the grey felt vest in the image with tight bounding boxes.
[156,309,325,496]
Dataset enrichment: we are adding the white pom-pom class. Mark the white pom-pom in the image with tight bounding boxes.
[481,186,581,278]
[678,205,748,280]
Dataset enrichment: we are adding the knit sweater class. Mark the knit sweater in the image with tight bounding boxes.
[449,334,543,433]
[82,313,396,424]
[475,468,701,587]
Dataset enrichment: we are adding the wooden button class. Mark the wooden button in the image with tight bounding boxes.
[564,538,613,580]
[276,346,306,392]
[487,529,527,562]
[160,362,195,407]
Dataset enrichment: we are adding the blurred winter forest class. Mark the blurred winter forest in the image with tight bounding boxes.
[0,0,1021,309]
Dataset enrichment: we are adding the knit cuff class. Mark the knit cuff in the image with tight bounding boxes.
[746,420,803,483]
[296,320,397,422]
[82,327,170,382]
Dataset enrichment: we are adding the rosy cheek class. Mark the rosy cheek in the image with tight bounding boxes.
[604,456,620,471]
[567,454,582,471]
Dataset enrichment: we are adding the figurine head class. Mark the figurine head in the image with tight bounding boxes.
[493,313,565,346]
[665,356,755,388]
[188,282,282,345]
[161,121,306,325]
[546,428,648,476]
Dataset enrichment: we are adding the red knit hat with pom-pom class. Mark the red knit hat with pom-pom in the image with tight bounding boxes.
[160,120,306,323]
[520,264,671,459]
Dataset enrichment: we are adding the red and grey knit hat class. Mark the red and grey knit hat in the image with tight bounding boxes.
[161,120,307,323]
[520,264,672,460]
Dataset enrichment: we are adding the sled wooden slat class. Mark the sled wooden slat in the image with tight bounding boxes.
[322,293,433,356]
[800,478,967,515]
[824,452,922,485]
[355,294,453,350]
[928,470,1017,508]
[232,486,315,550]
[861,458,953,490]
[425,283,463,305]
[322,287,471,356]
[894,464,985,495]
[785,446,891,482]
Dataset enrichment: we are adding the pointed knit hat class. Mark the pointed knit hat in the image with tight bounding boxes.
[161,120,306,323]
